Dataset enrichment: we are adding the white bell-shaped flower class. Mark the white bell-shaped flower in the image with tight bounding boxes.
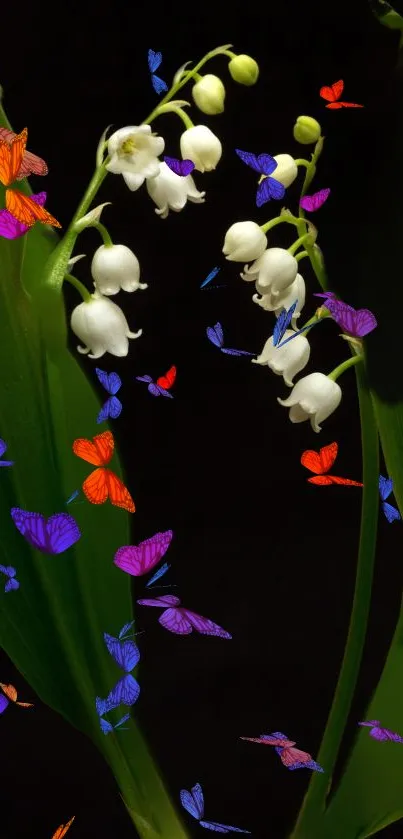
[273,273,306,325]
[277,372,342,432]
[252,329,310,387]
[106,125,165,191]
[242,248,298,296]
[192,74,226,115]
[180,125,222,173]
[271,154,298,188]
[91,244,147,295]
[223,221,267,262]
[146,161,206,218]
[70,290,142,359]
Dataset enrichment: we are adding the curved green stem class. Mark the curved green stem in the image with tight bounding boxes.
[92,220,113,247]
[290,359,380,839]
[328,353,363,382]
[64,273,91,302]
[296,137,327,289]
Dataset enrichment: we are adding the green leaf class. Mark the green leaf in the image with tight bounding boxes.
[0,100,190,839]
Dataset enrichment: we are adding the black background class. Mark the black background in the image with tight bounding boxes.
[1,1,403,837]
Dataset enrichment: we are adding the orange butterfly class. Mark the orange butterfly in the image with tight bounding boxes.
[0,126,48,179]
[72,430,135,512]
[301,442,363,486]
[319,80,363,109]
[51,816,75,839]
[0,681,34,707]
[0,127,61,228]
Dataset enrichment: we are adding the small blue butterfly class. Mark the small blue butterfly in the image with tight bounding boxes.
[200,266,220,289]
[235,149,286,207]
[95,368,122,423]
[273,301,298,347]
[0,564,19,593]
[148,49,168,95]
[99,712,130,735]
[379,475,401,523]
[146,562,171,588]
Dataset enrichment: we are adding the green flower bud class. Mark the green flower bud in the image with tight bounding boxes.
[293,115,322,145]
[228,54,259,86]
[192,74,226,115]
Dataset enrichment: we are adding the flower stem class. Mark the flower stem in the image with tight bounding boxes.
[64,273,92,302]
[328,353,363,381]
[288,233,311,255]
[296,137,327,289]
[289,359,379,839]
[92,220,114,247]
[260,214,301,234]
[295,249,309,263]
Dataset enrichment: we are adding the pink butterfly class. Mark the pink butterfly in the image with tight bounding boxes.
[137,594,232,638]
[299,188,330,212]
[114,530,173,577]
[240,731,324,772]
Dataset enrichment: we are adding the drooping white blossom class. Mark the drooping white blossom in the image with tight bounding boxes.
[180,125,222,173]
[70,291,142,359]
[253,329,310,387]
[223,221,267,262]
[91,244,147,295]
[277,372,342,432]
[146,161,206,218]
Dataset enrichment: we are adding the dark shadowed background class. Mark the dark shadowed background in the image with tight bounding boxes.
[0,1,402,837]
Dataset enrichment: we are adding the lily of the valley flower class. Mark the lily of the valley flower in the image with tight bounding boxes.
[227,54,259,86]
[192,74,226,115]
[223,221,267,262]
[91,244,147,295]
[70,290,142,359]
[271,154,298,188]
[277,372,342,432]
[146,161,206,218]
[242,247,298,296]
[106,125,165,191]
[180,125,222,173]
[252,272,306,321]
[252,329,310,387]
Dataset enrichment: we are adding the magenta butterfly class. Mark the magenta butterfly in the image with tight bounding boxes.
[0,191,47,240]
[180,782,250,834]
[164,156,195,177]
[299,188,330,212]
[10,508,81,554]
[114,530,173,578]
[358,720,403,743]
[314,291,377,337]
[240,731,324,772]
[137,594,232,638]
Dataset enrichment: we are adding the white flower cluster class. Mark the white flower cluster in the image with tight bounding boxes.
[222,220,342,432]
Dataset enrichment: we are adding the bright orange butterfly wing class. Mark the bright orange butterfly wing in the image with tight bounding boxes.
[5,189,61,227]
[0,681,33,705]
[0,127,48,179]
[82,467,135,512]
[0,127,27,185]
[320,80,343,103]
[301,442,338,475]
[308,475,363,486]
[156,365,176,390]
[51,816,75,839]
[73,430,114,466]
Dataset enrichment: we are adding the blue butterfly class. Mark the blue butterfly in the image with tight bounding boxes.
[146,561,171,588]
[200,266,220,289]
[95,623,140,720]
[273,300,298,347]
[235,149,286,207]
[206,323,255,357]
[148,49,168,95]
[379,475,401,523]
[180,782,251,834]
[0,564,19,593]
[100,712,130,736]
[95,368,122,423]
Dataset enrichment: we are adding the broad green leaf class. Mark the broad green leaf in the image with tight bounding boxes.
[0,101,189,839]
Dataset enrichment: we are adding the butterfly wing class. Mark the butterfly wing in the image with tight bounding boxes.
[201,822,250,834]
[0,693,9,714]
[97,395,123,423]
[82,468,109,505]
[180,787,204,820]
[164,156,195,176]
[51,816,75,839]
[6,189,61,227]
[5,577,19,592]
[10,508,49,552]
[156,365,177,390]
[100,717,114,734]
[0,682,18,702]
[151,75,168,94]
[320,80,344,103]
[0,127,48,179]
[95,368,122,395]
[108,673,140,706]
[148,49,163,72]
[308,475,363,486]
[73,430,114,466]
[0,127,27,185]
[300,189,330,212]
[221,348,255,357]
[235,149,277,176]
[301,442,338,475]
[379,475,393,501]
[103,632,140,672]
[148,383,162,397]
[146,561,170,587]
[200,267,220,289]
[183,608,232,639]
[382,501,401,523]
[207,323,224,348]
[256,176,285,207]
[273,301,298,346]
[46,513,81,554]
[158,607,193,634]
[106,469,136,512]
[353,309,377,337]
[138,594,181,607]
[114,530,173,577]
[136,374,153,383]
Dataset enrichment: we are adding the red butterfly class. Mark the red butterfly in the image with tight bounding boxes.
[136,365,176,398]
[301,442,363,486]
[320,80,363,109]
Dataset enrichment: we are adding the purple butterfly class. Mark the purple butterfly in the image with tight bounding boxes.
[379,475,401,523]
[314,291,377,337]
[0,191,47,239]
[0,438,13,466]
[273,300,298,347]
[299,188,330,212]
[0,564,19,593]
[235,150,286,207]
[180,783,250,834]
[95,368,122,423]
[240,731,324,772]
[206,323,255,357]
[114,530,173,578]
[358,720,403,742]
[164,156,195,177]
[148,49,168,95]
[100,712,130,735]
[137,594,232,638]
[10,508,81,555]
[95,623,140,716]
[136,365,176,398]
